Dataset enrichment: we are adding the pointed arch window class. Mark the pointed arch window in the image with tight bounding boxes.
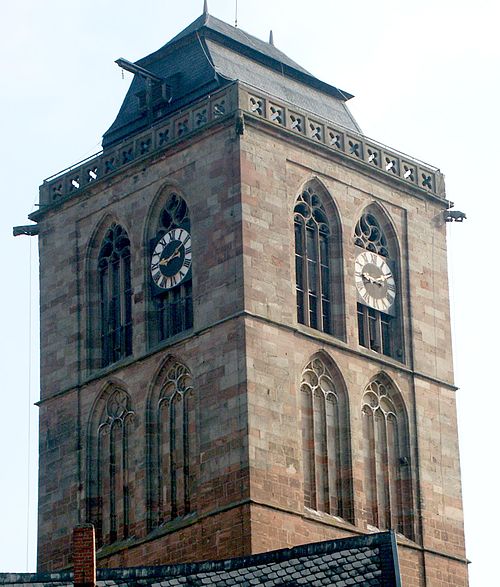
[148,361,197,528]
[294,186,337,335]
[361,376,414,539]
[150,193,193,344]
[98,224,132,367]
[354,211,402,360]
[300,356,353,522]
[87,386,135,546]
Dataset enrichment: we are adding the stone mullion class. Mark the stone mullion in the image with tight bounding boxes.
[362,407,377,527]
[169,396,177,519]
[301,388,313,509]
[300,219,310,326]
[314,225,323,332]
[95,429,105,545]
[313,391,327,512]
[305,388,317,509]
[182,391,190,513]
[375,411,390,530]
[325,395,338,516]
[100,261,110,366]
[387,413,402,533]
[122,418,130,538]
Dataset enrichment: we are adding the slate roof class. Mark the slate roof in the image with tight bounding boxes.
[0,531,401,586]
[102,10,360,148]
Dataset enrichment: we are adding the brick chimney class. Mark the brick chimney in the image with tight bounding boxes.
[72,524,96,587]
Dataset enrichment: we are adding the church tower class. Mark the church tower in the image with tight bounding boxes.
[30,9,468,585]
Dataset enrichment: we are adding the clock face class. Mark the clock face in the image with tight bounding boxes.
[355,251,396,313]
[151,228,192,290]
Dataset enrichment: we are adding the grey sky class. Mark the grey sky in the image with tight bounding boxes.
[0,1,497,584]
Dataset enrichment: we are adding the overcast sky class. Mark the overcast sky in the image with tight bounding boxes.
[0,1,498,585]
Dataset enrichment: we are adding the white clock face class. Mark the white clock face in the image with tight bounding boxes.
[151,228,192,290]
[355,251,396,312]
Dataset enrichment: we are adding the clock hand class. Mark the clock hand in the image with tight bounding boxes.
[159,242,183,265]
[362,272,376,284]
[373,273,392,284]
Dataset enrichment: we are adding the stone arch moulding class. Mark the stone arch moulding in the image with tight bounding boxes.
[86,379,136,547]
[294,178,345,339]
[146,354,197,531]
[299,350,354,523]
[360,371,414,540]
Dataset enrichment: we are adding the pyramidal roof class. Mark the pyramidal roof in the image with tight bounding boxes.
[103,10,358,148]
[162,12,312,76]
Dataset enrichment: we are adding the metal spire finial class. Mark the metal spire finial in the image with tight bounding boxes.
[203,0,208,15]
[269,30,274,46]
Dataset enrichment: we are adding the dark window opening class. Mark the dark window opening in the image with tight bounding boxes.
[98,225,132,367]
[294,187,332,334]
[357,303,394,358]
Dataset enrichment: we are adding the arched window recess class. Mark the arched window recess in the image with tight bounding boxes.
[148,193,193,344]
[294,183,343,337]
[361,375,414,539]
[354,210,402,360]
[98,224,132,367]
[300,354,353,523]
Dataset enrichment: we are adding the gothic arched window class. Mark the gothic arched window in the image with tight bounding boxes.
[294,185,343,336]
[361,375,414,539]
[354,210,402,360]
[98,224,132,367]
[148,360,197,528]
[150,193,193,344]
[87,385,135,546]
[300,355,353,522]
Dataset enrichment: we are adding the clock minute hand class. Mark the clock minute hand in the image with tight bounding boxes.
[373,273,392,284]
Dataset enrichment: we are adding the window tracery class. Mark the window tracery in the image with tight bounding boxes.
[354,213,389,257]
[98,224,132,367]
[87,386,135,546]
[148,360,196,528]
[300,356,353,522]
[361,376,413,539]
[294,186,333,334]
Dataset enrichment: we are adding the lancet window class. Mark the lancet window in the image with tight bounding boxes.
[98,224,132,367]
[361,376,414,539]
[294,184,343,337]
[87,386,135,546]
[300,355,353,522]
[148,360,196,528]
